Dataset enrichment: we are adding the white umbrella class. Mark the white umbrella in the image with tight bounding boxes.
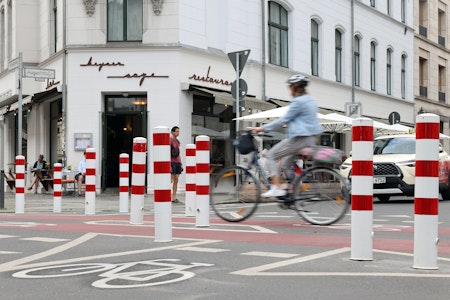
[324,113,411,134]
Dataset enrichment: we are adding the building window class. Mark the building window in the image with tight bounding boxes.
[387,0,391,15]
[439,64,446,103]
[0,6,5,71]
[107,0,143,42]
[386,49,392,95]
[311,19,319,76]
[335,29,342,82]
[419,57,428,97]
[370,0,376,7]
[353,35,360,87]
[419,0,428,38]
[7,0,11,61]
[438,8,446,47]
[401,0,406,23]
[401,54,406,99]
[50,0,57,54]
[370,42,376,91]
[268,1,288,67]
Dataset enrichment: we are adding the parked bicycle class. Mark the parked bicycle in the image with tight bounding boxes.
[210,131,351,225]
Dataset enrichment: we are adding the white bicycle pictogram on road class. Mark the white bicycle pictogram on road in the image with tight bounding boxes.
[12,259,214,289]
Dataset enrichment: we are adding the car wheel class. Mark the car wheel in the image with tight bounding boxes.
[377,195,390,202]
[440,178,450,200]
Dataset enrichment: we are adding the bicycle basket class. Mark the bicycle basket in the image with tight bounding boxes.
[312,146,344,164]
[233,133,257,154]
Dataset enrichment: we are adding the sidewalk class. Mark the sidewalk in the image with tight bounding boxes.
[0,190,185,214]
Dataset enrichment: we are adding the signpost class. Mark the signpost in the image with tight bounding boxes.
[227,49,250,137]
[23,67,55,80]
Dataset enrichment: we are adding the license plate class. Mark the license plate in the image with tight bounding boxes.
[373,177,386,184]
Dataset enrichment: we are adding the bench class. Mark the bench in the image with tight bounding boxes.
[34,169,54,192]
[3,171,16,191]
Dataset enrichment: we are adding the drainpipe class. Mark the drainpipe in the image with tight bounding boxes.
[351,0,355,104]
[261,0,266,102]
[62,0,67,167]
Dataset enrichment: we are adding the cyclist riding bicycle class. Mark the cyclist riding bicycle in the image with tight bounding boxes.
[250,74,323,198]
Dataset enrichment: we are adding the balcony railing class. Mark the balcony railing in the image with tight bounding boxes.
[439,91,446,103]
[419,25,428,38]
[420,85,428,97]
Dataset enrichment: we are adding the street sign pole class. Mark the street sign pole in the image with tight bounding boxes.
[235,53,240,137]
[18,52,23,156]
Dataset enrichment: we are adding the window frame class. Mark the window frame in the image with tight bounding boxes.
[335,29,342,82]
[370,42,376,91]
[401,54,406,99]
[386,48,392,95]
[268,1,289,68]
[311,19,319,76]
[353,35,361,87]
[107,0,143,42]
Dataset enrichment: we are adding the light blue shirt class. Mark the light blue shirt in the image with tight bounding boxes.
[78,159,86,174]
[263,94,323,138]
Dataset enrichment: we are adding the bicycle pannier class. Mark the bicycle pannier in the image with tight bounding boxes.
[233,134,256,154]
[312,146,343,164]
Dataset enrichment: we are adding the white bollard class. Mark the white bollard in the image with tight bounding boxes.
[195,135,210,227]
[119,153,129,213]
[185,144,196,217]
[350,118,374,261]
[414,113,440,269]
[15,155,25,214]
[85,148,96,215]
[153,126,172,242]
[130,137,147,225]
[53,163,62,213]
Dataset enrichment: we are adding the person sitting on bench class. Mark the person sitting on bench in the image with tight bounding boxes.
[75,151,86,197]
[27,154,47,194]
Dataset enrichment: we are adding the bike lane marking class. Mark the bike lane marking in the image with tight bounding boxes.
[232,248,450,278]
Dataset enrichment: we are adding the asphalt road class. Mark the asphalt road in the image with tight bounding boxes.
[1,196,450,300]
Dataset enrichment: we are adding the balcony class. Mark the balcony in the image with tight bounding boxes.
[439,91,446,103]
[419,25,428,38]
[420,85,428,97]
[439,35,446,47]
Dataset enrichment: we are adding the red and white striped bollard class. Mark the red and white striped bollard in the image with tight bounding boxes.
[53,163,62,213]
[414,113,440,269]
[185,144,196,217]
[153,126,172,242]
[119,153,129,213]
[130,137,147,224]
[85,148,96,215]
[15,155,25,214]
[195,135,210,227]
[350,118,374,261]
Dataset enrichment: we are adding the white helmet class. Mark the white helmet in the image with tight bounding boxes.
[286,74,309,87]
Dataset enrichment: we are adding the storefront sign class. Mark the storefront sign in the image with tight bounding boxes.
[46,79,61,90]
[188,66,232,86]
[107,72,169,86]
[80,57,125,71]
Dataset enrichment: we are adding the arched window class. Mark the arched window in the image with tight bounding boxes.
[311,19,319,76]
[335,29,342,82]
[386,48,392,95]
[268,1,288,67]
[370,41,376,91]
[401,54,406,99]
[353,35,360,86]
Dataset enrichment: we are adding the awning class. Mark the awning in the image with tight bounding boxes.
[189,85,275,111]
[0,95,33,116]
[32,86,61,104]
[267,98,290,107]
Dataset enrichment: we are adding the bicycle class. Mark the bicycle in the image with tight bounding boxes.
[210,131,351,225]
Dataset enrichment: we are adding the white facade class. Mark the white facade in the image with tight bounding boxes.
[0,0,415,192]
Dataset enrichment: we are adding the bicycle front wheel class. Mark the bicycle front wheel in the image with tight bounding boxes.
[292,166,350,225]
[210,166,261,222]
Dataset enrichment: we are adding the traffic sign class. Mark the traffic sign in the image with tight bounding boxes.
[388,111,401,125]
[227,50,250,77]
[231,79,248,100]
[345,102,362,118]
[23,67,55,79]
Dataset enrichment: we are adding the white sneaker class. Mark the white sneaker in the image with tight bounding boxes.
[261,186,286,198]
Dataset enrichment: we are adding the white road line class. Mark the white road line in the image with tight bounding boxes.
[0,235,18,239]
[175,246,229,253]
[232,248,349,275]
[0,237,221,273]
[21,237,69,243]
[242,251,298,258]
[380,215,411,218]
[0,251,20,254]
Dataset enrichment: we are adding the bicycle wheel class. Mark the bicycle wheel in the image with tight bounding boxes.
[210,166,261,222]
[292,166,350,225]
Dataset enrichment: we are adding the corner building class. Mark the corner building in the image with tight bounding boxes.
[0,0,414,193]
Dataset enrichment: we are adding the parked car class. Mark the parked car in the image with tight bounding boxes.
[340,134,450,202]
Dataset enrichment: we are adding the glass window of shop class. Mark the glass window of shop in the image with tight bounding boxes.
[192,95,234,172]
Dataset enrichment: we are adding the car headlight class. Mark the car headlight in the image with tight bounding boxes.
[396,160,415,167]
